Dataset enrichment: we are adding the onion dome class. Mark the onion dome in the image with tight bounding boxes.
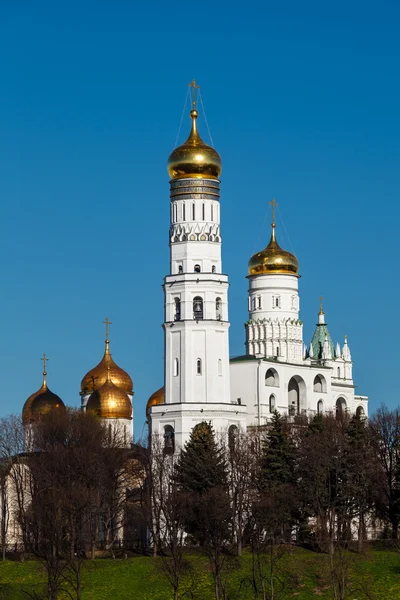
[86,370,132,420]
[146,386,164,418]
[81,334,133,396]
[167,109,221,181]
[22,355,65,424]
[248,222,299,277]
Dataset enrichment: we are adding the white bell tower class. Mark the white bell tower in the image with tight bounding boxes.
[150,82,246,449]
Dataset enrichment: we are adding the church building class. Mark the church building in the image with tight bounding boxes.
[147,83,368,449]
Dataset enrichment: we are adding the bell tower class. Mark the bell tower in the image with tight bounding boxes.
[150,82,246,449]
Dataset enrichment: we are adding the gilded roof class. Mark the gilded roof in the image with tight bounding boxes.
[86,378,132,420]
[167,109,222,181]
[22,379,65,424]
[146,386,165,417]
[81,340,133,395]
[248,224,299,276]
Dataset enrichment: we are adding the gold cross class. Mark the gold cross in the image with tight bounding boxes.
[319,296,324,314]
[188,79,200,109]
[103,317,112,341]
[269,199,278,225]
[41,353,48,374]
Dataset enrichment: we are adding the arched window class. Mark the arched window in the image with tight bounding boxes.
[173,358,179,377]
[269,394,276,413]
[194,264,201,273]
[193,296,203,320]
[288,377,303,416]
[196,359,202,375]
[317,399,323,415]
[313,375,326,393]
[336,397,347,419]
[218,359,222,376]
[164,425,175,455]
[216,297,222,320]
[212,265,216,273]
[174,297,181,321]
[178,265,183,274]
[356,406,365,418]
[265,369,279,387]
[228,425,238,452]
[337,367,341,378]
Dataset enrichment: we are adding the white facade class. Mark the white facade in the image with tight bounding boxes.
[231,301,368,427]
[149,106,368,451]
[150,176,246,449]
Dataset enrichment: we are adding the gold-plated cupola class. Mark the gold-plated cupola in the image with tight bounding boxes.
[248,200,299,277]
[80,318,133,395]
[22,354,65,424]
[167,80,222,181]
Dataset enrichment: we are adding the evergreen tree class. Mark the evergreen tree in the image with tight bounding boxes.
[174,422,227,493]
[261,411,295,490]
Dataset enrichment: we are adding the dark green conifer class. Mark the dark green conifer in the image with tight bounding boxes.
[174,421,227,493]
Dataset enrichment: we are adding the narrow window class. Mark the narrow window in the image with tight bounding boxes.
[257,296,262,309]
[269,394,275,412]
[196,359,202,375]
[182,203,186,221]
[212,265,216,273]
[164,425,175,455]
[173,204,177,222]
[174,358,179,377]
[178,265,183,274]
[317,400,323,415]
[192,203,195,220]
[174,297,181,321]
[216,297,222,320]
[194,264,201,273]
[275,297,279,307]
[193,296,203,320]
[276,347,280,357]
[211,204,214,221]
[228,425,238,452]
[218,359,222,376]
[337,367,341,378]
[202,203,205,220]
[252,297,256,311]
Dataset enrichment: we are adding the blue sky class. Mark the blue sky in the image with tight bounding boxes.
[0,1,399,439]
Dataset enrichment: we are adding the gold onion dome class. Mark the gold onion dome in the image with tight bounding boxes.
[22,360,65,424]
[167,109,222,181]
[86,372,132,420]
[248,223,299,276]
[81,338,133,395]
[146,386,165,417]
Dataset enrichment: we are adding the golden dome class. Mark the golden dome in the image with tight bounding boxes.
[146,386,165,417]
[167,109,222,181]
[81,339,133,395]
[248,223,299,276]
[22,370,65,425]
[86,376,132,420]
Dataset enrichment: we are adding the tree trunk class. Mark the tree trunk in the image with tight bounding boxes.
[357,513,364,553]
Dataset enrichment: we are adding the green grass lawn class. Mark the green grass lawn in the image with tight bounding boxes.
[0,546,399,599]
